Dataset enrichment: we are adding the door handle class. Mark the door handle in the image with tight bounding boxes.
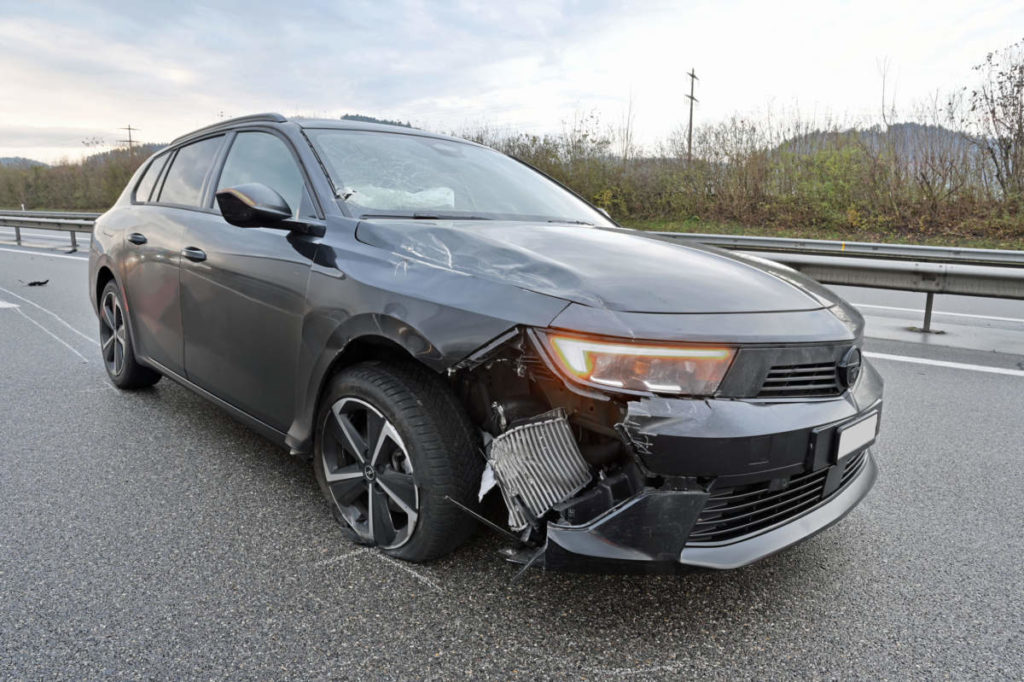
[127,233,147,245]
[181,246,207,262]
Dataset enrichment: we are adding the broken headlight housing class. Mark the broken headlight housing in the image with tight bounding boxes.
[539,332,735,396]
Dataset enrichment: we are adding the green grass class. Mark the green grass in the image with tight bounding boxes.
[624,218,1024,252]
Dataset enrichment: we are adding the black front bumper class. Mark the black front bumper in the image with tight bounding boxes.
[530,360,883,572]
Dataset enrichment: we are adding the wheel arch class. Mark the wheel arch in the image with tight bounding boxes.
[94,265,117,309]
[285,313,456,457]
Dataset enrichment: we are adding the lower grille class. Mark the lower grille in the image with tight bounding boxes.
[758,361,842,398]
[687,449,867,544]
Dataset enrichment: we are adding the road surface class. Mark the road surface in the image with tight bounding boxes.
[1,240,1022,679]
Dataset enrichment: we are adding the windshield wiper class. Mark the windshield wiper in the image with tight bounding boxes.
[360,213,493,221]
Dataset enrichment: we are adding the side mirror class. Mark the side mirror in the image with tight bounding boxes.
[597,207,612,220]
[216,183,292,228]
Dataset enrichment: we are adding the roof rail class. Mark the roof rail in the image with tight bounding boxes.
[170,113,287,145]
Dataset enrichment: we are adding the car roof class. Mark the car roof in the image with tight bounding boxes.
[171,112,471,147]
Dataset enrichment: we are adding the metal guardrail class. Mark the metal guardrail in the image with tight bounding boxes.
[2,211,1022,333]
[651,232,1024,332]
[659,232,1024,268]
[0,211,99,251]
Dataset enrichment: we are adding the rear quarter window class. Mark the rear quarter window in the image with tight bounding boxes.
[158,136,224,207]
[133,152,169,203]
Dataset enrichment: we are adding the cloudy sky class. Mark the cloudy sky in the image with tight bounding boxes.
[0,0,1021,162]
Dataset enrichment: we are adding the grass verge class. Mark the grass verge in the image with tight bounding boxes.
[625,218,1024,252]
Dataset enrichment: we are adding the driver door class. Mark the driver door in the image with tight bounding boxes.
[179,130,321,431]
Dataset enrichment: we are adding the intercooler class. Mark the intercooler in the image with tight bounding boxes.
[488,409,592,531]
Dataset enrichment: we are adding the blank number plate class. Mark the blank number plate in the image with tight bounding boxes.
[836,412,879,461]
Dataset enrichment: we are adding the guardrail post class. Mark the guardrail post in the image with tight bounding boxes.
[70,231,78,251]
[922,292,935,333]
[14,226,20,245]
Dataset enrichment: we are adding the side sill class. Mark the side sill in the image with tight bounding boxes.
[144,358,290,450]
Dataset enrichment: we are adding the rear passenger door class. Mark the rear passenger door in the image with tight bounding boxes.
[122,135,224,375]
[179,129,322,431]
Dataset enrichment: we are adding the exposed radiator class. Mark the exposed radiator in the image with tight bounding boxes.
[488,409,592,531]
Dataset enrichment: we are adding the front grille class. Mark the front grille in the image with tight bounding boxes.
[757,361,842,398]
[687,450,867,544]
[840,448,868,488]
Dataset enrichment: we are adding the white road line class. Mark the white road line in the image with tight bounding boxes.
[13,307,89,363]
[864,351,1024,377]
[0,301,18,309]
[0,284,98,346]
[311,549,365,566]
[854,303,1024,324]
[0,246,88,261]
[591,663,687,677]
[371,552,444,594]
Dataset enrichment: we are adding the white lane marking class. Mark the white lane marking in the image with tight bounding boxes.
[864,351,1024,377]
[0,284,98,346]
[77,385,120,394]
[311,549,365,567]
[854,303,1024,325]
[0,300,18,309]
[0,246,88,260]
[371,552,444,594]
[13,307,88,363]
[591,663,687,677]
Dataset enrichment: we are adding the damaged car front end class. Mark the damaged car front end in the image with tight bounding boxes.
[449,293,881,572]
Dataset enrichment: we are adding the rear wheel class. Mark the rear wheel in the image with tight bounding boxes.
[98,281,161,389]
[314,361,483,562]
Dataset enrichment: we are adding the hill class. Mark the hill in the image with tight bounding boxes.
[0,157,47,168]
[341,113,412,128]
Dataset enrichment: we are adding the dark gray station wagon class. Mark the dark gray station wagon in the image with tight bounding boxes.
[89,113,882,572]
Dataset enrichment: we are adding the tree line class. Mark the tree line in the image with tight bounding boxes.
[2,39,1021,246]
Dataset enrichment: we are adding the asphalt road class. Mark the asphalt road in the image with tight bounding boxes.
[2,244,1023,680]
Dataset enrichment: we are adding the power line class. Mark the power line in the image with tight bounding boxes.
[685,68,698,163]
[118,125,139,156]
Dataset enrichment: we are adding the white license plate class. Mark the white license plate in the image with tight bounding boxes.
[836,413,879,460]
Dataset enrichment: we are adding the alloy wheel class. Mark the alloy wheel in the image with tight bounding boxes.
[321,397,419,549]
[99,291,127,377]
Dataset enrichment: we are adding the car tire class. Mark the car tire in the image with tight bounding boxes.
[313,360,483,562]
[98,280,161,389]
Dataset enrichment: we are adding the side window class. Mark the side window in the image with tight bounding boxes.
[158,136,224,207]
[216,132,307,218]
[134,152,169,203]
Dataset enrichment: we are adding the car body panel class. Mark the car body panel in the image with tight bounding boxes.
[284,215,571,450]
[549,303,858,344]
[116,207,188,374]
[355,218,830,313]
[179,216,316,430]
[620,360,883,480]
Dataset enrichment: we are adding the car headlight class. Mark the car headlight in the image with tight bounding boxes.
[542,332,735,396]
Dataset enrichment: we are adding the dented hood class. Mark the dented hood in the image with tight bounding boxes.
[355,219,834,313]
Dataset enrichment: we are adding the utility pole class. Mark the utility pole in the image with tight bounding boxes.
[685,68,698,163]
[118,125,139,157]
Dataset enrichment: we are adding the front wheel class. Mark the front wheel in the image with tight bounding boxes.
[313,361,483,562]
[98,280,161,389]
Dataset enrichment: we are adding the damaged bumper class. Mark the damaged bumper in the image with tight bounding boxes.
[511,360,884,572]
[542,451,876,571]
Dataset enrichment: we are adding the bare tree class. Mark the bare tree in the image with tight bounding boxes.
[615,93,637,165]
[965,39,1024,199]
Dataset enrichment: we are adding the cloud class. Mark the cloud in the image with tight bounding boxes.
[0,125,116,147]
[1,0,1022,163]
